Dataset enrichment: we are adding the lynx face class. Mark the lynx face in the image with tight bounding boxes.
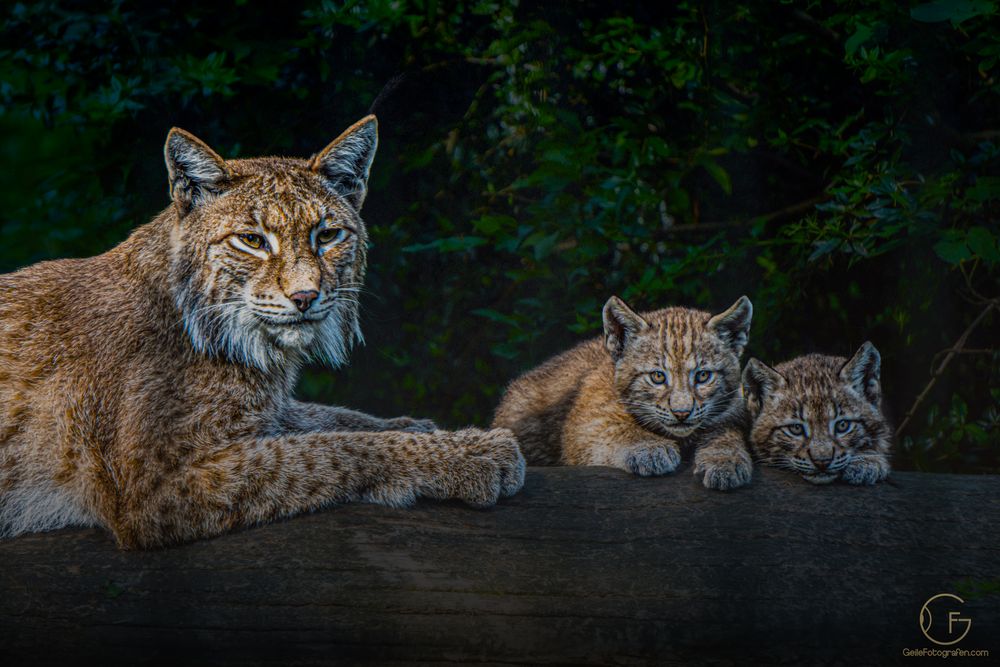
[165,118,378,371]
[743,344,891,484]
[603,296,752,439]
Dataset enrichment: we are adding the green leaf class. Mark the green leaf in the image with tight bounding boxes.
[530,231,560,260]
[964,423,988,443]
[966,227,1000,263]
[472,215,516,235]
[808,239,841,262]
[911,0,997,25]
[699,159,732,195]
[933,238,972,264]
[845,24,874,56]
[402,236,487,253]
[966,176,1000,202]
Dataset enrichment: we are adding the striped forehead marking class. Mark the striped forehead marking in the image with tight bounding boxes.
[259,197,324,231]
[663,313,700,366]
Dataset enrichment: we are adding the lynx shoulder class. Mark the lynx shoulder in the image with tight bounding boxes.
[0,116,524,548]
[493,296,754,490]
[742,342,891,485]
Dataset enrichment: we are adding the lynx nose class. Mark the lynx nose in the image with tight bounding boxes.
[810,453,833,471]
[671,408,692,422]
[289,290,319,313]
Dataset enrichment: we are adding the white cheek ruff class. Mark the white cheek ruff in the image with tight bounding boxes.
[305,298,364,368]
[180,294,285,372]
[180,296,363,373]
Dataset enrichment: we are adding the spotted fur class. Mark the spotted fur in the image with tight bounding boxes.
[743,342,891,485]
[493,296,754,490]
[0,116,525,549]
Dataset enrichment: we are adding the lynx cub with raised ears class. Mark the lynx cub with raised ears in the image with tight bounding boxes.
[0,116,524,549]
[742,342,891,485]
[493,296,754,490]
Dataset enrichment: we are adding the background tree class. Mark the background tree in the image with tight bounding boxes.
[1,0,997,472]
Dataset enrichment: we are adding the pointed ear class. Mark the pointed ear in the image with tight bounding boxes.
[742,358,785,418]
[602,296,649,362]
[164,128,232,216]
[708,295,753,355]
[309,115,378,209]
[840,341,881,406]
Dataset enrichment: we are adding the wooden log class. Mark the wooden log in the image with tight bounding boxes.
[1,467,998,665]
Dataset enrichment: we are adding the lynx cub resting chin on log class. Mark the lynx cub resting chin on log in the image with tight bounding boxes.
[743,343,891,485]
[0,116,524,549]
[493,296,754,490]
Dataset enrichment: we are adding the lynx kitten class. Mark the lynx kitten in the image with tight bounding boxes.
[493,296,754,490]
[0,116,524,548]
[742,342,891,485]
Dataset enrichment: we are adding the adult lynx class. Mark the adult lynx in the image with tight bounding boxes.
[0,116,524,548]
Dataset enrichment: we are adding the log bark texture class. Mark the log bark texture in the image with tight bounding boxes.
[1,467,998,665]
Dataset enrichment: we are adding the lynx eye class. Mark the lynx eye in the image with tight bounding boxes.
[649,370,667,385]
[834,419,854,435]
[784,423,806,437]
[238,233,266,250]
[694,370,713,384]
[317,227,349,245]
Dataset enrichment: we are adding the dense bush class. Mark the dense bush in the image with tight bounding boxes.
[1,0,997,472]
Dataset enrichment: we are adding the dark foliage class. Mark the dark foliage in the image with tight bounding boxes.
[2,0,998,472]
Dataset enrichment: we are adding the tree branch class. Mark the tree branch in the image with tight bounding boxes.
[895,300,998,439]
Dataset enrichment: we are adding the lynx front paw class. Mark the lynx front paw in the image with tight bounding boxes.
[364,449,505,509]
[439,455,506,508]
[622,441,681,477]
[841,455,889,485]
[693,448,752,491]
[452,428,526,498]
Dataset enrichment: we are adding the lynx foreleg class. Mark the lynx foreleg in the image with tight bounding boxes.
[111,428,523,549]
[692,425,753,491]
[281,400,437,433]
[563,413,682,476]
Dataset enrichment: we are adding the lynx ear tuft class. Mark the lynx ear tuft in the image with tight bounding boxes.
[707,295,753,354]
[742,358,785,418]
[164,128,232,215]
[602,296,648,362]
[310,115,378,209]
[840,341,882,406]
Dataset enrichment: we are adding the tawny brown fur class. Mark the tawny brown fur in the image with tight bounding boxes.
[493,296,754,490]
[743,343,891,485]
[0,116,524,549]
